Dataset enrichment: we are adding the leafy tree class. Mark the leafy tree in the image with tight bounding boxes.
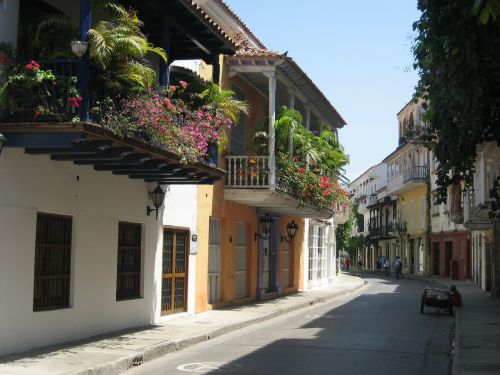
[412,0,500,202]
[336,203,364,259]
[273,106,349,177]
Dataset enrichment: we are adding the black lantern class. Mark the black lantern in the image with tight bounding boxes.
[0,132,5,155]
[254,213,273,241]
[281,220,299,243]
[146,184,166,220]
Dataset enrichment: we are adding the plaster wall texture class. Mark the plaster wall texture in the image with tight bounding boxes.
[0,149,162,356]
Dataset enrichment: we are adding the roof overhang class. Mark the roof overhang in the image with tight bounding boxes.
[226,54,346,132]
[0,122,225,185]
[122,0,237,62]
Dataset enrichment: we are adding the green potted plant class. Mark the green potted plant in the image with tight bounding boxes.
[0,60,80,121]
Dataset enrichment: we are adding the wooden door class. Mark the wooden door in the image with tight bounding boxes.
[263,237,270,292]
[235,222,247,298]
[161,229,188,315]
[208,218,221,304]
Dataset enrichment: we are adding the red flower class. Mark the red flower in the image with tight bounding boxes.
[169,85,177,92]
[0,56,9,65]
[179,80,188,89]
[298,167,305,173]
[26,60,40,70]
[68,97,81,108]
[35,111,41,117]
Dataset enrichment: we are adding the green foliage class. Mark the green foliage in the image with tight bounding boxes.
[199,82,249,123]
[413,0,500,203]
[336,203,362,258]
[277,153,348,210]
[273,106,349,177]
[88,2,166,90]
[0,61,80,120]
[34,14,76,58]
[34,2,166,91]
[199,82,249,153]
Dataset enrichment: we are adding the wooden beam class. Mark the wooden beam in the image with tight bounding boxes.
[26,140,112,155]
[87,154,151,166]
[52,147,133,161]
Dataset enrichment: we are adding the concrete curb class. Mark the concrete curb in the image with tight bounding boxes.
[70,278,368,375]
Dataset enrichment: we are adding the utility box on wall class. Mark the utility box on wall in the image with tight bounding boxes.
[190,231,198,254]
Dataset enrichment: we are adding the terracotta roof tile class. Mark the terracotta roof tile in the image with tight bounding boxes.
[181,0,237,50]
[234,46,284,57]
[216,0,267,49]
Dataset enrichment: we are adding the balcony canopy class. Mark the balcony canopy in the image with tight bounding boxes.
[0,123,225,185]
[123,0,237,62]
[226,49,346,133]
[224,188,334,219]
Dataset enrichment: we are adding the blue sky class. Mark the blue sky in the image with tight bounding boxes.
[224,0,421,182]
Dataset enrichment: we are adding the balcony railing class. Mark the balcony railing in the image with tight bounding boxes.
[368,225,389,237]
[388,219,407,234]
[403,165,429,183]
[225,155,270,188]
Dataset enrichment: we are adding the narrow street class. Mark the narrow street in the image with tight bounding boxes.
[125,275,454,375]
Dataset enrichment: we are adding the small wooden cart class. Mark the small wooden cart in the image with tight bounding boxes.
[420,287,453,315]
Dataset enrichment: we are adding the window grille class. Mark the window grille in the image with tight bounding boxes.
[116,222,142,300]
[33,213,72,311]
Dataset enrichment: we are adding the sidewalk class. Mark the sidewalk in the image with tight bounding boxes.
[0,274,367,375]
[369,269,500,375]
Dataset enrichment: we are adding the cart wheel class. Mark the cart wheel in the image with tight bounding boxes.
[420,295,425,314]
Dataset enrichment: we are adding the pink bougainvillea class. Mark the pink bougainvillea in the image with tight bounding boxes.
[118,85,234,163]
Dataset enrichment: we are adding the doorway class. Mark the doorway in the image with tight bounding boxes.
[161,228,189,315]
[208,218,221,304]
[235,222,247,298]
[445,240,452,277]
[432,242,440,275]
[263,237,270,292]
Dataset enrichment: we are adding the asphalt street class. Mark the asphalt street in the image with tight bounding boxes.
[123,274,453,375]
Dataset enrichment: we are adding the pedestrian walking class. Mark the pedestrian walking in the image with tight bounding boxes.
[394,256,402,280]
[344,256,351,271]
[383,258,390,276]
[357,255,363,269]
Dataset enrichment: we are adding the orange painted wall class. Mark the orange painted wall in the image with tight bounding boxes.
[195,57,306,312]
[279,215,305,293]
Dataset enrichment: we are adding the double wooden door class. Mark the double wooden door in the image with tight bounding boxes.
[161,228,188,315]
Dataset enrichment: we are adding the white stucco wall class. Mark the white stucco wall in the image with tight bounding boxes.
[0,148,164,356]
[155,184,198,319]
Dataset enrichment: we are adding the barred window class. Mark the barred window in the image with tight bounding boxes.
[116,222,142,300]
[33,213,72,311]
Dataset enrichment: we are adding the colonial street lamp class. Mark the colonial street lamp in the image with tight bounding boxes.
[255,213,273,241]
[146,184,166,220]
[281,220,299,243]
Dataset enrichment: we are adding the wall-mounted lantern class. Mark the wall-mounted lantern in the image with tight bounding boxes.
[146,184,166,220]
[281,220,299,243]
[71,40,89,58]
[254,213,273,241]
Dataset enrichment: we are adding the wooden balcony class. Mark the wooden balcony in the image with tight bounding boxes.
[224,155,335,219]
[1,58,227,183]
